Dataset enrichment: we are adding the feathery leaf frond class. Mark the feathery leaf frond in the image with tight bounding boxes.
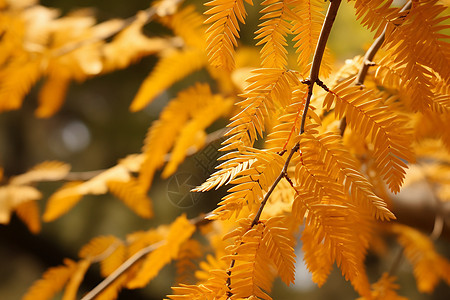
[204,0,253,71]
[0,185,41,224]
[10,161,70,186]
[23,259,78,300]
[0,58,43,112]
[255,0,297,68]
[223,68,300,151]
[291,0,332,77]
[130,48,207,111]
[293,192,372,298]
[139,83,232,191]
[210,150,285,219]
[300,130,395,220]
[352,0,400,38]
[193,152,257,192]
[323,77,414,193]
[107,178,153,218]
[262,216,296,285]
[127,214,196,288]
[359,273,408,300]
[391,224,450,293]
[15,200,41,233]
[43,159,136,221]
[226,220,274,300]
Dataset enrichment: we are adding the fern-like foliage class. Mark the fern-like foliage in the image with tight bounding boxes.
[352,0,401,37]
[127,214,196,288]
[43,155,145,221]
[204,0,253,71]
[23,259,79,300]
[138,83,233,191]
[23,259,91,300]
[255,0,296,68]
[210,150,285,219]
[130,49,207,111]
[293,190,372,297]
[359,272,408,300]
[107,178,153,218]
[224,219,274,299]
[300,128,394,220]
[175,240,203,284]
[223,68,300,151]
[291,0,332,77]
[6,0,450,299]
[390,223,450,293]
[0,59,43,111]
[376,0,450,112]
[323,77,415,193]
[130,5,208,111]
[0,161,70,229]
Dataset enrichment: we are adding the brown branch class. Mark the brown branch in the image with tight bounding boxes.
[340,0,412,135]
[355,0,412,86]
[251,0,342,226]
[83,0,343,296]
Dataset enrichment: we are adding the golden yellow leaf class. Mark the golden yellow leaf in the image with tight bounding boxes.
[62,259,91,300]
[22,259,78,300]
[0,58,43,112]
[43,162,133,221]
[175,239,203,284]
[0,185,41,224]
[130,48,207,112]
[158,5,205,48]
[162,92,233,177]
[102,12,174,72]
[35,74,71,118]
[10,161,71,186]
[43,181,83,222]
[79,235,119,259]
[391,223,450,293]
[139,83,231,191]
[100,242,126,277]
[94,273,128,300]
[127,214,196,288]
[15,200,41,233]
[107,178,153,218]
[358,273,408,300]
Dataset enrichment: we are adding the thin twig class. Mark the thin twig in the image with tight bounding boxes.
[83,0,343,296]
[64,170,106,181]
[64,128,227,181]
[355,0,412,86]
[251,0,342,226]
[426,180,445,242]
[388,247,404,276]
[80,241,165,300]
[340,0,412,135]
[80,214,212,300]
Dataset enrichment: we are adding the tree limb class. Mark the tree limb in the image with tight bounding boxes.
[252,0,342,226]
[340,0,412,135]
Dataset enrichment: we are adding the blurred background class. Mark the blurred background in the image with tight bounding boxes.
[0,0,449,299]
